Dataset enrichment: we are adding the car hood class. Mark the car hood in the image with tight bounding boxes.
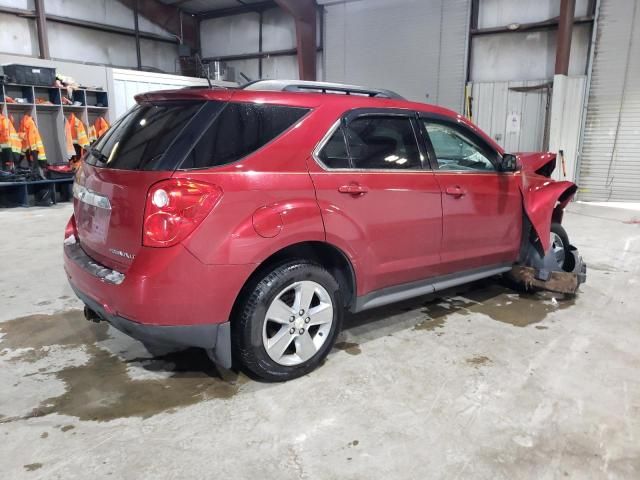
[516,152,556,177]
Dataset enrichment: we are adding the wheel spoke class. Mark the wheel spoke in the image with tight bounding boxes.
[307,303,333,326]
[266,298,295,324]
[294,282,316,313]
[262,279,334,367]
[295,332,317,362]
[267,325,294,360]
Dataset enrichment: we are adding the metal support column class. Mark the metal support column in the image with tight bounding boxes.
[34,0,50,59]
[134,0,142,69]
[274,0,317,81]
[555,0,577,75]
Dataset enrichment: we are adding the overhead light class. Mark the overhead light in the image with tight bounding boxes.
[508,23,520,30]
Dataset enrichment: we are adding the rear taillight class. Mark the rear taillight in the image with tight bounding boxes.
[143,179,223,248]
[64,214,78,245]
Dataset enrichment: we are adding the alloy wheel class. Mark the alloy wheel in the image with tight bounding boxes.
[262,280,334,366]
[550,231,566,267]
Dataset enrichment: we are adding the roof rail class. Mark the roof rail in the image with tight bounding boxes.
[242,80,405,100]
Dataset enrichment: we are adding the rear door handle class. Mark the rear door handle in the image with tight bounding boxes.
[338,184,369,195]
[445,185,466,197]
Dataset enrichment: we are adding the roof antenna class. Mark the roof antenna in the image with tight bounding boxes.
[194,53,213,89]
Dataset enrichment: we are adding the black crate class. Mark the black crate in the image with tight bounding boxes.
[2,64,56,87]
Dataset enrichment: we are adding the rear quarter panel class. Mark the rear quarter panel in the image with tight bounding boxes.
[178,105,332,266]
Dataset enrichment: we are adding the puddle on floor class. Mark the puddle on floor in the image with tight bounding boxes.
[415,281,575,330]
[0,311,247,422]
[334,342,362,355]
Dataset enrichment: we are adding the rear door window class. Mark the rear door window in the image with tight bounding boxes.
[316,115,423,170]
[180,103,309,169]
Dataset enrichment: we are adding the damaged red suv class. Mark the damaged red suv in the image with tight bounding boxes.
[64,80,586,381]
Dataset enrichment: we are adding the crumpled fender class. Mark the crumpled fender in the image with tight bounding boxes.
[519,176,577,253]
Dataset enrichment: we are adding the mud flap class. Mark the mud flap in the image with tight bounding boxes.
[509,248,587,294]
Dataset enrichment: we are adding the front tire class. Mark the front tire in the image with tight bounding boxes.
[232,261,343,382]
[550,223,574,272]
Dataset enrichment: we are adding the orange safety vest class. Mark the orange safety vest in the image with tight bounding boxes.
[88,125,97,144]
[64,118,76,159]
[18,115,47,161]
[0,114,22,154]
[95,117,110,138]
[68,113,89,149]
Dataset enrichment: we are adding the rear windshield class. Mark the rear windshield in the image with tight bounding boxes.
[86,100,309,171]
[87,102,205,170]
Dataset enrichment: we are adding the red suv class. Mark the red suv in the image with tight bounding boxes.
[64,80,585,381]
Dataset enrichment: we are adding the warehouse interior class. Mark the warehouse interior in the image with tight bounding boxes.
[1,0,639,478]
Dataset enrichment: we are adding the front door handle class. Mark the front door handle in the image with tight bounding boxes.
[338,183,369,195]
[445,185,466,197]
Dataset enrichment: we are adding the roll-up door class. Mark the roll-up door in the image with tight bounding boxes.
[579,0,640,201]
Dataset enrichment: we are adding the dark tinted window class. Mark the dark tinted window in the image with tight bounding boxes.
[180,103,309,169]
[317,127,350,169]
[87,102,203,170]
[345,116,421,169]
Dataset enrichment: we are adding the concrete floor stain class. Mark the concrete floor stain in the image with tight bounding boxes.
[466,355,492,367]
[334,342,362,355]
[23,463,43,471]
[1,311,247,422]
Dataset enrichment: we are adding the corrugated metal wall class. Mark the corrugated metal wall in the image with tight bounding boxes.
[321,0,470,111]
[578,0,640,201]
[469,80,551,153]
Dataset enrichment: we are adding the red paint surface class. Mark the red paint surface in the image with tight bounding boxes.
[65,87,578,328]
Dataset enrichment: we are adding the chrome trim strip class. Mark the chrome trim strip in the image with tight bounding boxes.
[73,183,112,210]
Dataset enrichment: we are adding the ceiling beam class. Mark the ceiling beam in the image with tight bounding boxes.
[0,5,178,44]
[471,14,593,36]
[116,0,198,50]
[274,0,317,81]
[199,1,277,19]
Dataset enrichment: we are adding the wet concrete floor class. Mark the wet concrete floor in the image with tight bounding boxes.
[1,202,639,479]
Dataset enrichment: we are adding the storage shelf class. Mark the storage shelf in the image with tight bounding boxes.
[6,102,34,109]
[35,103,61,110]
[2,81,109,174]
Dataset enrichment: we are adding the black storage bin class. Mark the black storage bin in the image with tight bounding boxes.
[2,64,56,86]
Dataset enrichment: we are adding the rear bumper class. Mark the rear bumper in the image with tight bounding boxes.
[74,285,231,367]
[64,241,256,368]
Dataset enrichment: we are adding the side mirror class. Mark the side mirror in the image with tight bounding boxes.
[501,154,520,172]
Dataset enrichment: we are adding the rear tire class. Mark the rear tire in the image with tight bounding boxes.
[232,261,342,382]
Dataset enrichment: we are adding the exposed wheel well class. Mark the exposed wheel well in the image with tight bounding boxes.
[231,241,356,321]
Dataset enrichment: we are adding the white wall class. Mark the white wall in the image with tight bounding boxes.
[322,0,470,109]
[0,0,180,73]
[471,0,593,82]
[0,12,38,56]
[477,0,591,28]
[200,6,322,83]
[471,25,591,82]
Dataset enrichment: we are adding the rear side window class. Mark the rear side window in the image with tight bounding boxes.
[180,103,309,169]
[317,127,350,169]
[87,102,204,170]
